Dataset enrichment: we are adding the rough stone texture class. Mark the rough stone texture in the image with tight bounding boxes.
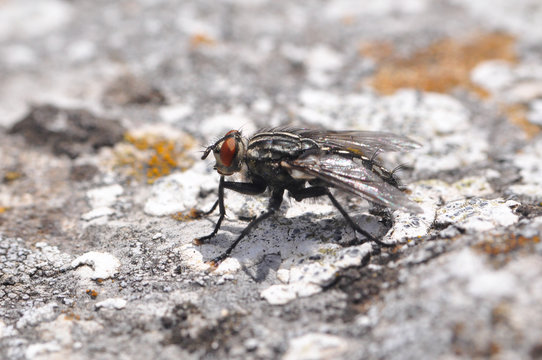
[8,105,126,159]
[1,1,542,359]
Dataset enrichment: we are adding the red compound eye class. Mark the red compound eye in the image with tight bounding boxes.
[220,135,237,167]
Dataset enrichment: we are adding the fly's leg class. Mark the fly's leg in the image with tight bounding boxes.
[199,199,219,217]
[194,176,267,244]
[289,187,394,248]
[209,188,284,266]
[326,192,395,247]
[181,192,219,220]
[194,176,226,244]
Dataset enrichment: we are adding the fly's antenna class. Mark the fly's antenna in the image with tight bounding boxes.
[236,124,246,135]
[201,146,213,160]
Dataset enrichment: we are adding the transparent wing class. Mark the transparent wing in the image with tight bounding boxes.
[288,128,421,155]
[284,153,422,213]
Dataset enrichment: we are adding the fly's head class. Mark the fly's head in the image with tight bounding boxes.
[202,130,246,176]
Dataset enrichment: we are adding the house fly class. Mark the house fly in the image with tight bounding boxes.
[196,127,422,266]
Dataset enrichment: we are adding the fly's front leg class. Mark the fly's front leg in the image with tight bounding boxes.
[194,177,267,244]
[194,176,226,244]
[209,188,284,267]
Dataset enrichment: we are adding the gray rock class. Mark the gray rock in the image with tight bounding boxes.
[1,0,542,359]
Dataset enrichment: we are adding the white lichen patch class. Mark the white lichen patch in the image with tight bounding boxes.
[385,209,434,244]
[0,0,73,41]
[324,0,428,20]
[412,177,494,204]
[276,268,290,283]
[25,342,62,360]
[71,251,121,280]
[508,184,542,201]
[385,177,497,242]
[528,100,542,126]
[412,130,488,173]
[436,198,519,232]
[452,176,494,198]
[159,103,194,124]
[446,249,518,299]
[34,242,72,269]
[261,243,372,305]
[82,184,123,222]
[176,243,212,273]
[144,168,218,216]
[381,90,470,135]
[213,257,242,275]
[512,138,542,186]
[471,60,518,98]
[16,302,59,329]
[283,198,336,218]
[0,321,16,338]
[283,333,349,360]
[306,45,345,87]
[95,298,127,310]
[456,0,542,47]
[36,315,74,347]
[472,61,542,104]
[260,283,321,306]
[86,184,124,209]
[176,9,220,40]
[384,180,446,243]
[81,207,115,221]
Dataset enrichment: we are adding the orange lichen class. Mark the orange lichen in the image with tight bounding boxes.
[474,234,540,256]
[488,342,501,356]
[367,33,517,95]
[0,207,8,214]
[491,303,510,325]
[116,131,196,183]
[190,33,216,47]
[365,33,541,137]
[3,171,22,183]
[86,289,98,299]
[63,312,81,321]
[359,40,394,62]
[145,140,179,180]
[171,208,204,222]
[341,16,356,26]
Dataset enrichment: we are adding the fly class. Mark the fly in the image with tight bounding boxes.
[196,127,422,266]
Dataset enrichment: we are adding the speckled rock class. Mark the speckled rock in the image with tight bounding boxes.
[1,0,542,359]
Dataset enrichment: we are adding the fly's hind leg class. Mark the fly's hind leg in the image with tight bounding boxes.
[289,186,394,248]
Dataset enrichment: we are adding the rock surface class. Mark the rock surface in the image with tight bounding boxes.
[1,0,542,359]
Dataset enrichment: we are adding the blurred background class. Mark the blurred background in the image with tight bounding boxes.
[1,0,541,135]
